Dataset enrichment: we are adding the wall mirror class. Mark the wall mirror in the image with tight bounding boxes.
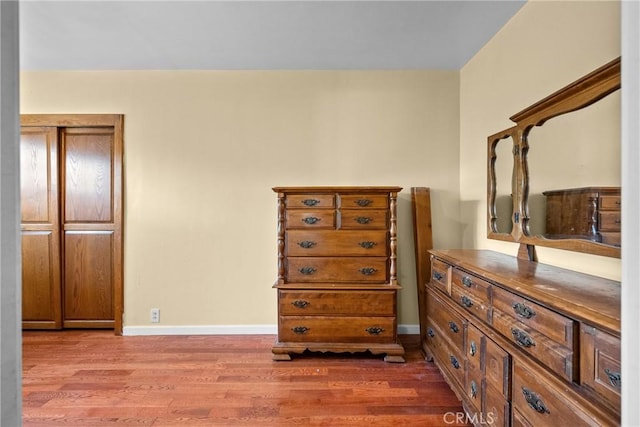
[487,57,621,258]
[487,130,517,240]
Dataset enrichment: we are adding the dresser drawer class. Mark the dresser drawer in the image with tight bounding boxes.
[425,317,465,391]
[484,335,510,399]
[286,257,388,283]
[286,194,335,209]
[492,286,574,347]
[493,310,575,381]
[426,289,465,352]
[513,360,600,427]
[599,195,620,210]
[451,278,491,323]
[279,316,396,343]
[339,194,389,209]
[598,211,621,232]
[286,210,336,229]
[484,383,510,427]
[600,232,621,247]
[452,269,493,302]
[286,230,388,257]
[340,210,388,230]
[430,257,451,294]
[279,290,395,316]
[580,325,621,411]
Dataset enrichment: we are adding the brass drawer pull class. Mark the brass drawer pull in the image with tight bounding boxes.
[359,267,377,276]
[605,368,621,388]
[512,302,536,319]
[462,276,473,287]
[448,321,459,333]
[511,328,535,347]
[291,326,309,334]
[291,300,310,309]
[302,217,320,224]
[461,295,473,308]
[522,387,550,414]
[297,241,317,249]
[299,267,317,275]
[433,271,444,281]
[355,216,372,224]
[301,199,320,206]
[359,241,377,249]
[469,341,477,356]
[365,326,384,335]
[427,328,435,338]
[355,199,372,207]
[450,355,460,369]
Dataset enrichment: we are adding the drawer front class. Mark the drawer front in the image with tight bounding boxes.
[425,317,465,391]
[286,230,388,257]
[451,282,491,323]
[599,211,621,232]
[465,355,483,413]
[286,194,335,209]
[484,336,510,399]
[279,316,396,343]
[426,289,466,352]
[493,310,575,381]
[286,257,388,283]
[599,195,620,210]
[279,290,396,316]
[340,210,388,230]
[580,325,621,410]
[339,194,389,209]
[452,269,493,303]
[484,383,510,427]
[513,361,599,427]
[600,232,621,247]
[430,257,451,294]
[286,210,336,229]
[492,286,574,347]
[466,324,482,370]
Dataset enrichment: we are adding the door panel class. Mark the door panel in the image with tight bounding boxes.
[62,128,114,223]
[64,231,114,327]
[20,127,62,329]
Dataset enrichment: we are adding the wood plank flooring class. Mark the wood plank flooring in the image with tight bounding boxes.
[23,331,470,426]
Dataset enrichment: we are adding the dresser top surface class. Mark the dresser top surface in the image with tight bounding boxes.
[430,249,620,334]
[542,186,620,196]
[273,186,402,193]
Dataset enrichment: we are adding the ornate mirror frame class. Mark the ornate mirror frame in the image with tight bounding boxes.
[487,57,621,258]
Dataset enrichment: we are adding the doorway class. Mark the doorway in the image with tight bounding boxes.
[20,114,124,335]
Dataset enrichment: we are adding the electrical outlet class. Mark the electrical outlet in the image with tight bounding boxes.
[150,308,160,323]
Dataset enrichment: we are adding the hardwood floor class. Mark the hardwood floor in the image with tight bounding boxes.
[23,331,470,426]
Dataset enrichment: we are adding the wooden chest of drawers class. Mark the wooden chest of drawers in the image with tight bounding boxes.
[543,187,621,246]
[272,187,405,362]
[424,249,620,426]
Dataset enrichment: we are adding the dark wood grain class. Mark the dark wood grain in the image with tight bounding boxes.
[23,332,471,426]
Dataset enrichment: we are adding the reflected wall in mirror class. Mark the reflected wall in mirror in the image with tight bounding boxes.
[525,91,620,244]
[488,131,516,238]
[487,56,621,258]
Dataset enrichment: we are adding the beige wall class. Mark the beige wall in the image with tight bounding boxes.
[20,70,462,329]
[460,0,621,280]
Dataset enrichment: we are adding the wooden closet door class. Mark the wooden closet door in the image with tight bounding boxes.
[20,127,62,329]
[61,127,117,328]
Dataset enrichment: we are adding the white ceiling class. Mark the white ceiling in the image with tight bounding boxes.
[20,0,526,71]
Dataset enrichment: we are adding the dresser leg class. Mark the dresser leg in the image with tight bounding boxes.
[272,352,292,361]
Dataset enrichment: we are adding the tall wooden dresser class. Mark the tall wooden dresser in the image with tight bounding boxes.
[424,249,620,426]
[271,186,405,362]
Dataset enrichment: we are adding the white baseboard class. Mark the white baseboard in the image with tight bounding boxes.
[123,324,420,336]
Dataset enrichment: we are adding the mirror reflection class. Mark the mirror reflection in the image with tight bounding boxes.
[491,135,515,235]
[525,90,621,246]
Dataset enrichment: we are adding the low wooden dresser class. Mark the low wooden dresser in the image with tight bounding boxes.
[425,249,620,426]
[272,186,405,362]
